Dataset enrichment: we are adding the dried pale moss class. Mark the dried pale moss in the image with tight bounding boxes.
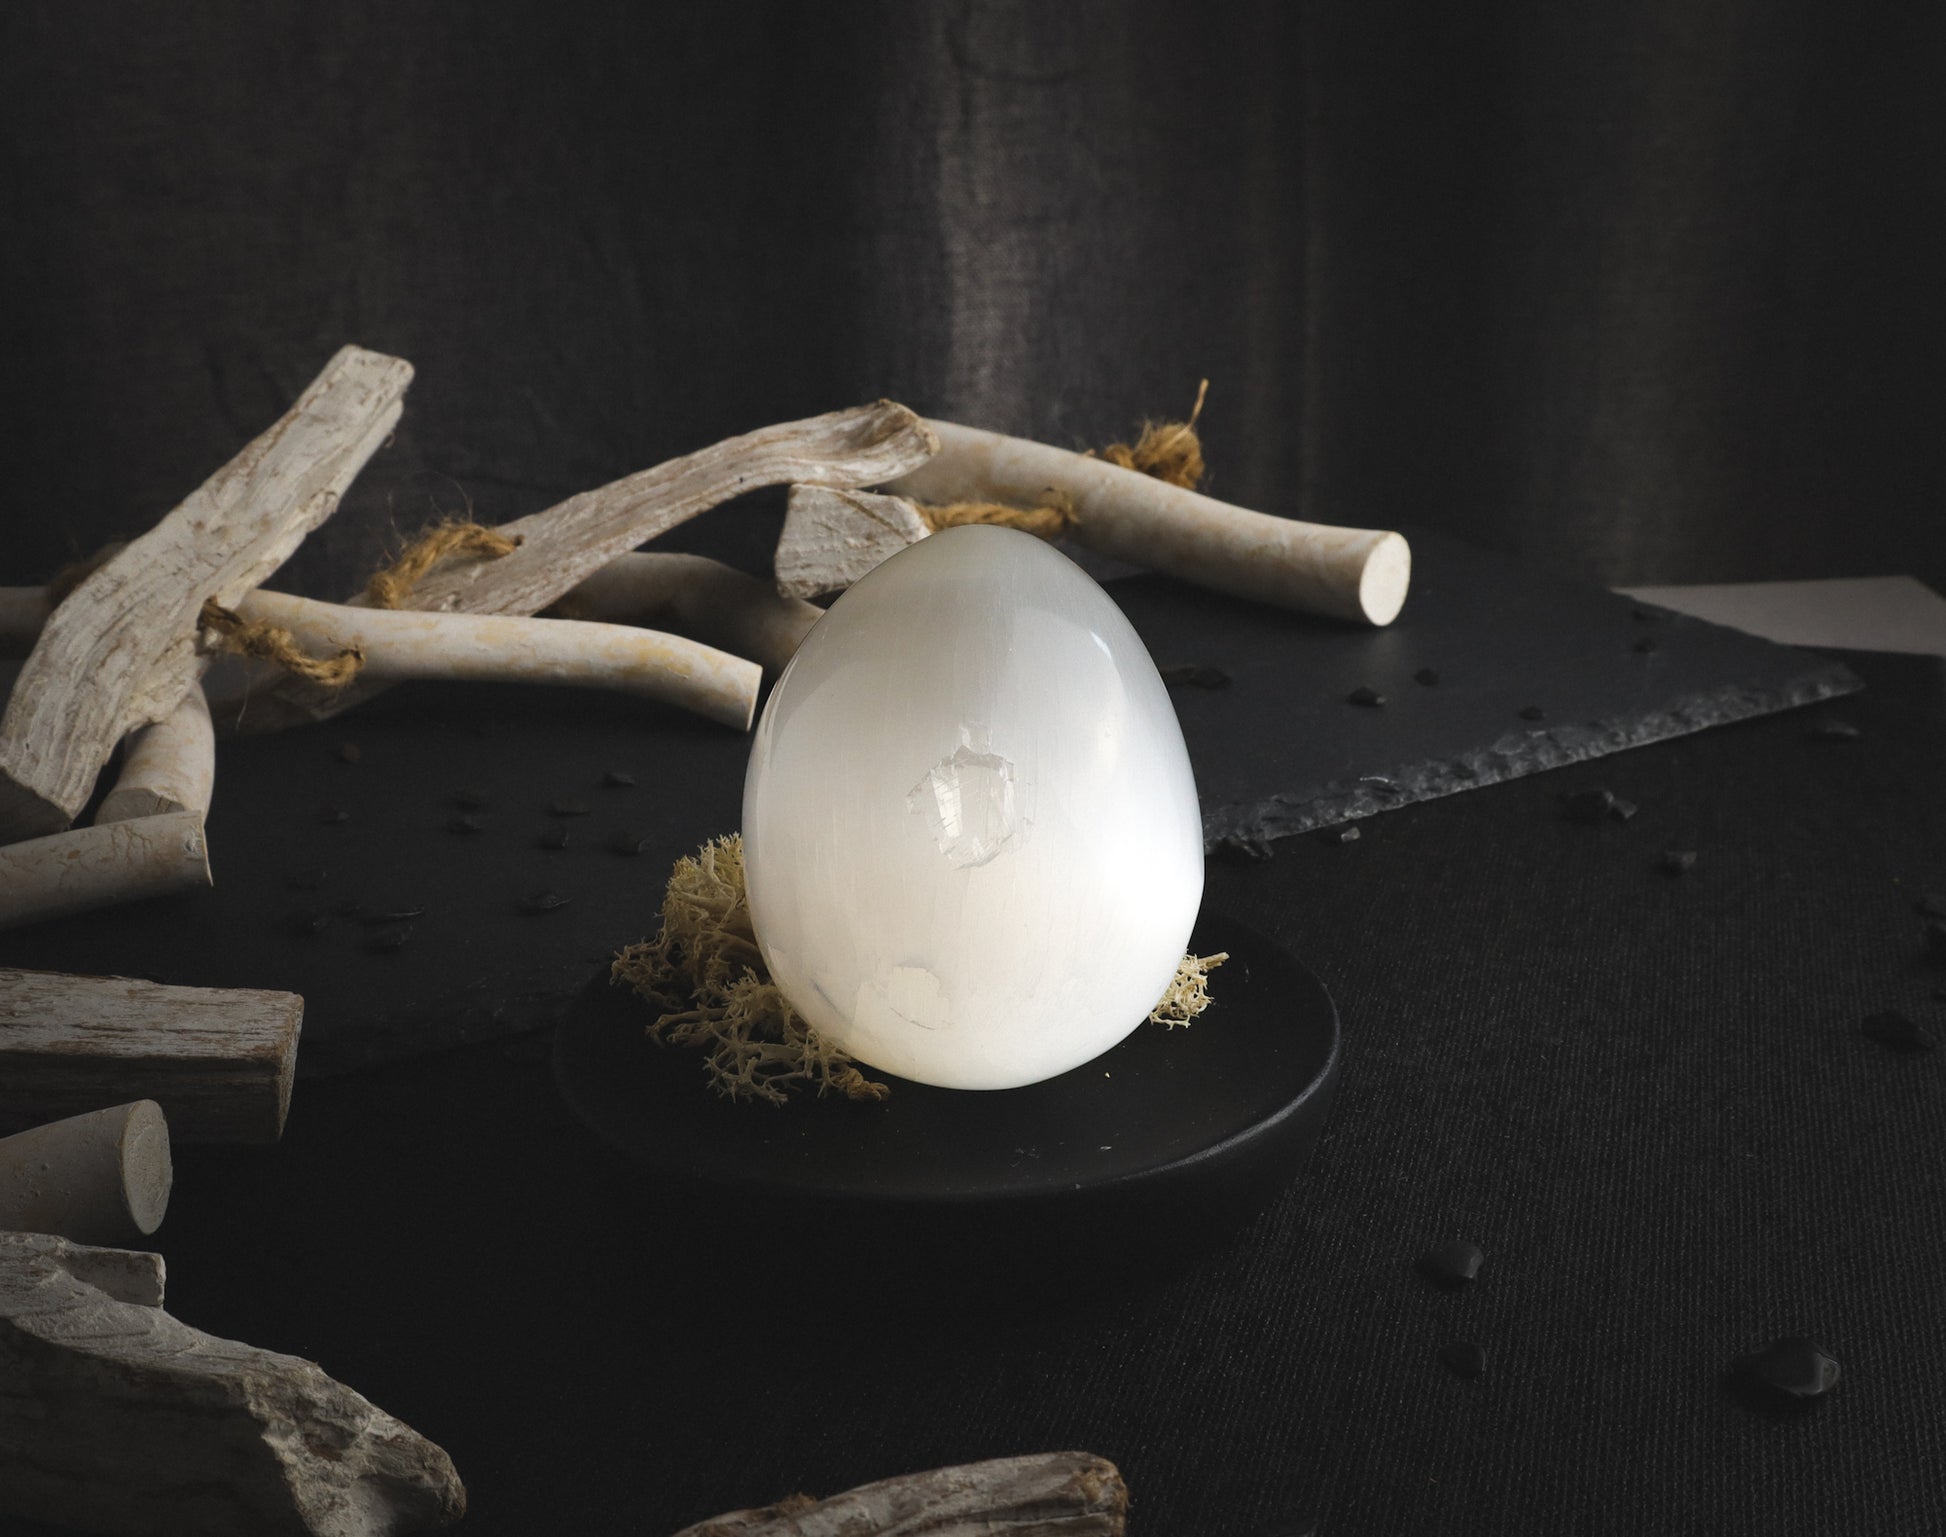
[1148,949,1229,1029]
[613,832,1229,1101]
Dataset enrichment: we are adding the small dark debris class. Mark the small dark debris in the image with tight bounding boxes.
[287,909,330,937]
[1632,605,1671,622]
[1517,705,1546,722]
[1417,1240,1485,1289]
[602,769,638,788]
[549,799,593,817]
[1161,663,1233,690]
[1563,788,1616,824]
[541,825,572,851]
[608,832,652,857]
[1213,834,1274,864]
[336,741,362,764]
[447,814,485,835]
[317,806,351,825]
[367,925,412,953]
[1631,636,1659,654]
[332,897,364,917]
[450,787,491,811]
[1413,668,1440,686]
[1862,1011,1935,1052]
[1913,894,1946,921]
[1437,1341,1488,1380]
[1809,716,1860,742]
[1733,1337,1841,1398]
[1926,921,1946,966]
[518,891,572,915]
[1346,686,1385,707]
[1321,825,1361,845]
[287,867,327,891]
[1659,849,1698,876]
[358,906,427,926]
[1607,798,1639,824]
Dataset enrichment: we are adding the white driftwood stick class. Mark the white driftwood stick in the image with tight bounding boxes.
[563,552,823,673]
[885,419,1412,625]
[0,1100,172,1246]
[0,1231,466,1537]
[671,1452,1127,1537]
[0,967,300,1143]
[96,682,216,824]
[774,485,932,600]
[228,590,762,730]
[0,587,48,658]
[0,345,412,841]
[231,401,936,732]
[0,812,211,934]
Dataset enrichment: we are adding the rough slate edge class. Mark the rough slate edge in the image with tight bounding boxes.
[1199,663,1861,848]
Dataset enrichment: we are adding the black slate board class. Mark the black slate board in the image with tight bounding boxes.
[0,532,1860,1074]
[554,914,1338,1260]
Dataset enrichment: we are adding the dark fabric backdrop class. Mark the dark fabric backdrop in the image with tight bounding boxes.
[3,1,1942,596]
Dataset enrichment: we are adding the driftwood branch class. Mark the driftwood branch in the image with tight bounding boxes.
[0,345,412,841]
[0,1100,172,1246]
[774,485,931,600]
[0,811,211,933]
[885,419,1411,625]
[0,968,301,1143]
[671,1452,1127,1537]
[96,682,216,824]
[0,1231,465,1537]
[230,401,935,731]
[564,553,824,674]
[210,590,761,731]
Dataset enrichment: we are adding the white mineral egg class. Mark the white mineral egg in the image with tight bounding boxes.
[741,524,1204,1090]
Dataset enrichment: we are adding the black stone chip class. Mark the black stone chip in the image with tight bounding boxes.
[1733,1337,1841,1398]
[1346,686,1385,707]
[608,832,652,857]
[1607,797,1639,823]
[1862,1011,1936,1051]
[1518,705,1546,721]
[1659,849,1698,875]
[1563,788,1617,824]
[450,787,491,810]
[358,906,427,926]
[1321,825,1361,845]
[518,891,573,915]
[549,799,593,817]
[336,741,362,764]
[1417,1240,1485,1288]
[541,825,572,850]
[1413,668,1440,686]
[1160,663,1232,690]
[1437,1341,1488,1380]
[602,769,638,787]
[287,867,328,891]
[1809,716,1861,742]
[1213,835,1274,863]
[287,909,330,937]
[1632,636,1659,654]
[317,806,351,825]
[447,814,485,835]
[367,925,412,953]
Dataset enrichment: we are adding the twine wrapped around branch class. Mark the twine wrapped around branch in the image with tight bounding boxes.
[196,599,363,689]
[364,520,521,609]
[915,379,1209,538]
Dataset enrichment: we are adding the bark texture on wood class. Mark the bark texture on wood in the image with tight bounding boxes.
[219,591,761,730]
[0,1231,466,1537]
[0,1100,172,1246]
[0,968,301,1144]
[96,684,216,824]
[670,1452,1127,1537]
[565,553,824,675]
[774,485,930,599]
[0,345,412,840]
[887,419,1411,625]
[234,401,935,731]
[0,812,212,934]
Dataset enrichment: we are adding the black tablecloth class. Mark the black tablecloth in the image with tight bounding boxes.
[17,648,1946,1536]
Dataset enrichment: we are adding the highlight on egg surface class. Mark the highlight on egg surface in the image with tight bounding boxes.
[741,525,1205,1090]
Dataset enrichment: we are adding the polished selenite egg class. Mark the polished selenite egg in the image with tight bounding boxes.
[741,524,1205,1090]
